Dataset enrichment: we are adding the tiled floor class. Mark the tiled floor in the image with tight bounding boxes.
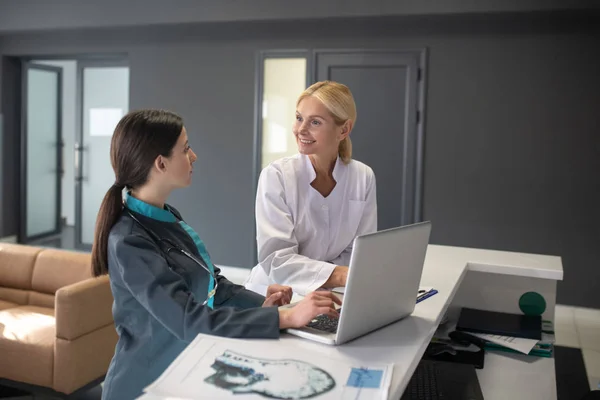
[555,304,600,391]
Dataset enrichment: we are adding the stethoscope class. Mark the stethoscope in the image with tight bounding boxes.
[125,207,218,306]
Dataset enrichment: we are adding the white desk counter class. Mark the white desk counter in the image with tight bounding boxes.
[144,244,562,400]
[270,244,562,400]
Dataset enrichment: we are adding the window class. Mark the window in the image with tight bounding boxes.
[259,57,307,169]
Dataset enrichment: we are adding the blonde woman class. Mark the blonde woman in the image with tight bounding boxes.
[245,81,377,296]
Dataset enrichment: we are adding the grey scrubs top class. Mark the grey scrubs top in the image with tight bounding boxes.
[101,195,279,400]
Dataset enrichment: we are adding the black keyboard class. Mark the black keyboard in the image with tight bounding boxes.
[306,310,341,333]
[402,360,484,400]
[404,360,442,399]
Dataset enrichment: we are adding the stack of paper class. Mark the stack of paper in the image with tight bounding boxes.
[471,324,555,357]
[140,334,394,399]
[458,317,555,357]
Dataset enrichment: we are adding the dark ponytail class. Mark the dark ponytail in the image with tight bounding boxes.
[92,184,125,276]
[91,109,184,276]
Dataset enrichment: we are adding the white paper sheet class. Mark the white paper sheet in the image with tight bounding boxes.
[469,332,539,354]
[143,334,393,400]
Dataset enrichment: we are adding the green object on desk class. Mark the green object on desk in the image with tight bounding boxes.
[519,291,546,316]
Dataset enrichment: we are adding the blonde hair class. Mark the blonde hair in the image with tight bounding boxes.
[297,81,356,164]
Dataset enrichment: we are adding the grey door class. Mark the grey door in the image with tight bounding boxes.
[313,50,425,228]
[20,62,63,242]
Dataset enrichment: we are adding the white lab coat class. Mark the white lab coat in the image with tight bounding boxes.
[244,154,377,295]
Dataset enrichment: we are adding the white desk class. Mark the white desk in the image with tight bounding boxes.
[262,245,562,400]
[146,244,563,400]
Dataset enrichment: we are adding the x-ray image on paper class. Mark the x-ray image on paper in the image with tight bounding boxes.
[204,350,335,399]
[143,334,392,399]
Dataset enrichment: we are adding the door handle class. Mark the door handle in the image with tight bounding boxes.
[58,140,65,178]
[74,143,84,182]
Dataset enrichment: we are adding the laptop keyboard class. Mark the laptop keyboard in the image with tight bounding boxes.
[306,310,341,333]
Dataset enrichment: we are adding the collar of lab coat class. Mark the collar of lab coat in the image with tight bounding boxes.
[303,154,345,182]
[124,192,177,223]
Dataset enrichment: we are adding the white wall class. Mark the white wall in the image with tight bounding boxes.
[34,60,76,226]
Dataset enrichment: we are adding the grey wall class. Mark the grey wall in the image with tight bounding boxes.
[0,14,599,307]
[0,54,4,236]
[0,0,596,33]
[1,56,20,239]
[0,112,2,233]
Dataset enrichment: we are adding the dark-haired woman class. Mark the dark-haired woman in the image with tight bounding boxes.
[92,109,341,400]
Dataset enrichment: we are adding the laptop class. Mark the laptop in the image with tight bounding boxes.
[286,221,431,345]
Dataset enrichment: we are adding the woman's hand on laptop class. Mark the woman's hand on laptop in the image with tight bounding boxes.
[262,284,293,307]
[278,291,342,329]
[321,266,349,288]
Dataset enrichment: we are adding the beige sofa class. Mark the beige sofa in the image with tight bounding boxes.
[0,243,117,396]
